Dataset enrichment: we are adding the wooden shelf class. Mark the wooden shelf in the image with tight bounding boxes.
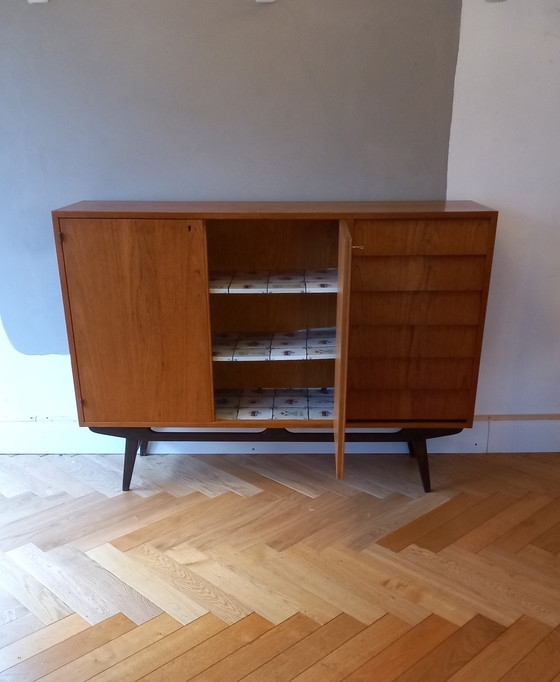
[212,327,336,362]
[214,387,334,421]
[209,269,338,294]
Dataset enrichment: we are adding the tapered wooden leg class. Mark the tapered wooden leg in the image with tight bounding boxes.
[139,441,149,457]
[122,438,139,491]
[408,439,431,492]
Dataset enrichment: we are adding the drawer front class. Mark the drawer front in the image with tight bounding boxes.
[350,218,492,256]
[349,292,482,326]
[351,255,487,292]
[346,217,495,424]
[349,325,479,359]
[346,389,472,422]
[347,358,474,391]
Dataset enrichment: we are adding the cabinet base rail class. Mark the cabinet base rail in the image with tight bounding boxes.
[90,426,462,494]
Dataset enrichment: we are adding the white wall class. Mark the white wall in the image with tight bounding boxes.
[447,0,560,450]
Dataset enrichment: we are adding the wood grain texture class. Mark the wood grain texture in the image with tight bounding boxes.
[334,220,352,478]
[206,219,339,272]
[53,202,497,439]
[57,218,214,425]
[54,200,498,220]
[2,450,560,681]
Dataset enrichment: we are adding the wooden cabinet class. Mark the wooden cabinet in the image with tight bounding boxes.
[53,201,497,488]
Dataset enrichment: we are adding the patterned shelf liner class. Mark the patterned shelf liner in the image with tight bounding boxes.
[214,387,335,421]
[209,269,338,294]
[212,327,336,362]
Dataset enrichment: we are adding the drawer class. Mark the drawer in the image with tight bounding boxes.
[348,325,479,359]
[351,256,487,292]
[350,292,482,326]
[350,219,491,256]
[346,389,472,422]
[347,358,474,391]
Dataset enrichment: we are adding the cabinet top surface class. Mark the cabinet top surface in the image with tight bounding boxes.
[53,200,497,220]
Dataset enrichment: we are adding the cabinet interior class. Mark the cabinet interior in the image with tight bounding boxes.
[206,219,340,419]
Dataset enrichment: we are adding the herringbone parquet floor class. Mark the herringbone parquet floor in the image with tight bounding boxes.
[1,450,560,680]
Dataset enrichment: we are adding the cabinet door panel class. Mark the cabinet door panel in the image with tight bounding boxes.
[60,218,213,425]
[346,217,495,424]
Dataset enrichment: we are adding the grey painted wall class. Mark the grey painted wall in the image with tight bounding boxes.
[0,0,461,355]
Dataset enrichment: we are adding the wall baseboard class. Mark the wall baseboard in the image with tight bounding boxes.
[0,419,557,455]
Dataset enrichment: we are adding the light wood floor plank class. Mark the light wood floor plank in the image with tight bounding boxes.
[0,493,106,552]
[136,612,273,682]
[6,544,126,626]
[0,551,72,625]
[290,543,430,625]
[451,491,552,553]
[87,613,227,682]
[158,491,291,553]
[48,545,163,625]
[110,492,237,552]
[398,544,525,626]
[446,615,552,682]
[36,613,181,682]
[240,613,365,682]
[415,492,519,553]
[3,612,135,681]
[0,612,44,653]
[127,543,251,624]
[291,614,410,682]
[189,612,321,682]
[258,543,386,624]
[207,543,341,625]
[343,614,458,681]
[183,553,299,625]
[441,547,560,627]
[490,496,560,553]
[68,491,201,552]
[499,627,560,682]
[0,613,89,672]
[377,492,484,552]
[86,543,208,625]
[1,452,560,680]
[393,614,505,682]
[0,491,71,528]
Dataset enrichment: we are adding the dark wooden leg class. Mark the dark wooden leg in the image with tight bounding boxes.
[122,438,139,491]
[409,439,431,492]
[139,441,149,457]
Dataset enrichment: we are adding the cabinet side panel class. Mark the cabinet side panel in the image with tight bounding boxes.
[52,215,85,422]
[59,218,214,425]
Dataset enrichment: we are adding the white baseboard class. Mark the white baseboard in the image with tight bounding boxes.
[0,418,558,455]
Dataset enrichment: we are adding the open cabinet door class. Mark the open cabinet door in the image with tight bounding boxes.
[334,220,352,478]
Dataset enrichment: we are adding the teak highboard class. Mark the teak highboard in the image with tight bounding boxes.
[52,201,497,492]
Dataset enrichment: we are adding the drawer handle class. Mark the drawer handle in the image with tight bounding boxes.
[352,245,365,250]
